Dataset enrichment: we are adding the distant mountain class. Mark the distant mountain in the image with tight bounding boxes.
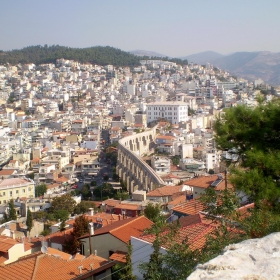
[130,50,168,58]
[180,51,224,65]
[180,50,280,86]
[213,51,280,86]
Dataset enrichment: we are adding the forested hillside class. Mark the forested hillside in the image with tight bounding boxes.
[0,45,187,67]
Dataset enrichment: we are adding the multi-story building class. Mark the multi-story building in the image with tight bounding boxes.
[146,101,188,124]
[151,156,171,174]
[0,178,35,205]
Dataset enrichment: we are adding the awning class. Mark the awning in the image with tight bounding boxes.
[88,172,98,176]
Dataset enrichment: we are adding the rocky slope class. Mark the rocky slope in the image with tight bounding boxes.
[188,232,280,280]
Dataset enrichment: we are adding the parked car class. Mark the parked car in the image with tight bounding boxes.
[72,184,78,189]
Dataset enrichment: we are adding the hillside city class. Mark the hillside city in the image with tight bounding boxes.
[0,57,277,279]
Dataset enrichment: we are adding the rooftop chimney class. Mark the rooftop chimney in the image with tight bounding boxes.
[88,222,94,236]
[88,208,94,216]
[78,265,83,275]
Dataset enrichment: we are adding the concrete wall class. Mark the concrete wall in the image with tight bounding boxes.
[81,233,127,259]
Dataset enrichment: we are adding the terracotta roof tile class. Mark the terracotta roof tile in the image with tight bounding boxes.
[0,253,114,280]
[109,250,127,263]
[184,175,232,191]
[147,185,183,197]
[140,222,215,251]
[81,216,153,244]
[172,199,204,216]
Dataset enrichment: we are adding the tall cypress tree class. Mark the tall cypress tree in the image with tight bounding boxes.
[26,207,33,235]
[8,199,17,221]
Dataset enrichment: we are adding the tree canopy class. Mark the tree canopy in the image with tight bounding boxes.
[26,208,33,234]
[0,45,188,67]
[214,100,280,207]
[35,184,47,197]
[50,194,76,214]
[7,199,17,221]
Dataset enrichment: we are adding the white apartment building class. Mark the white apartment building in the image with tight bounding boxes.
[151,156,171,174]
[146,101,188,125]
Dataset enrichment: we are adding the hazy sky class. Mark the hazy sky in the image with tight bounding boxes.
[1,0,279,57]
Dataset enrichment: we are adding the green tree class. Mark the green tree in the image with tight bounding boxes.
[7,199,17,221]
[35,184,47,197]
[112,173,119,181]
[144,203,163,223]
[59,219,66,232]
[53,209,69,221]
[26,208,33,235]
[171,155,180,166]
[90,180,97,186]
[50,194,76,214]
[214,100,280,208]
[115,241,136,280]
[162,239,201,279]
[74,201,98,215]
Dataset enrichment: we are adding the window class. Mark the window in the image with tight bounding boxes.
[3,192,5,196]
[16,190,19,194]
[9,191,12,197]
[22,189,25,193]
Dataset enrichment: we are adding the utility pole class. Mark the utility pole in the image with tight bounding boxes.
[225,169,228,190]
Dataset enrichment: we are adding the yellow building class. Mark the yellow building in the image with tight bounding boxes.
[0,178,35,205]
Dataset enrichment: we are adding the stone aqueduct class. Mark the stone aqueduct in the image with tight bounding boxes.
[116,125,165,193]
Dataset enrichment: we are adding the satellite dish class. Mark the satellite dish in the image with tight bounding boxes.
[41,245,48,254]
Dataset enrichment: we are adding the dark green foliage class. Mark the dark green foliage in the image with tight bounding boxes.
[114,191,130,201]
[171,155,180,166]
[93,183,116,200]
[240,204,280,239]
[162,240,201,280]
[74,201,98,215]
[90,180,97,186]
[26,208,33,233]
[50,194,76,214]
[53,209,69,222]
[0,45,188,67]
[114,242,136,280]
[112,173,120,181]
[7,199,17,221]
[35,184,47,197]
[59,219,66,232]
[144,203,163,223]
[40,229,50,236]
[80,184,92,199]
[199,187,240,221]
[214,100,280,207]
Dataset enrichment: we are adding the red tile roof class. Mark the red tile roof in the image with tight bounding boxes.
[140,222,215,251]
[172,199,204,216]
[81,216,153,244]
[109,250,127,263]
[147,185,184,197]
[0,252,114,280]
[184,175,232,191]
